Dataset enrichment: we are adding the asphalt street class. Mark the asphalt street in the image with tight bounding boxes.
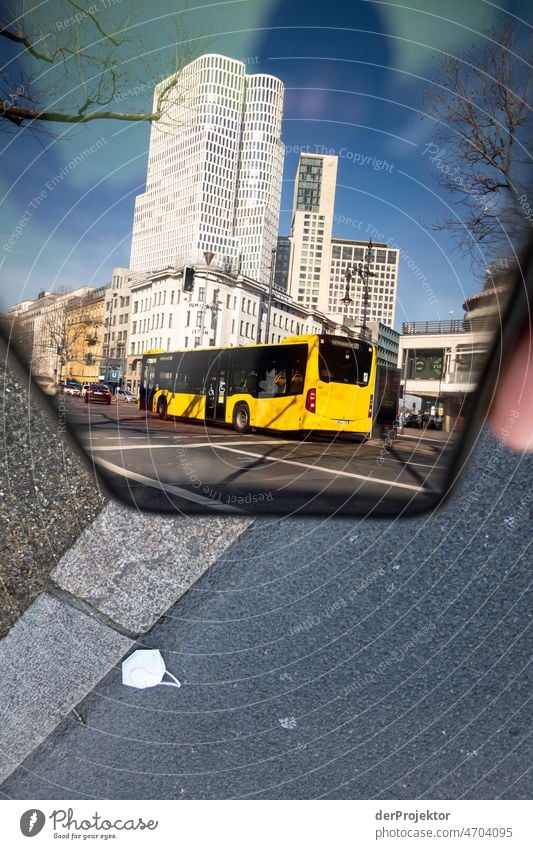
[0,422,531,800]
[64,397,452,515]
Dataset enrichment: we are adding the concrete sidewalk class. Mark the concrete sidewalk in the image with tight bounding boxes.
[0,501,252,784]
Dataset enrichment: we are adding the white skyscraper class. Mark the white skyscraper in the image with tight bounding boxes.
[130,54,285,285]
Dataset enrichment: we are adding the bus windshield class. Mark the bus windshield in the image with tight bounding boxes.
[318,339,373,386]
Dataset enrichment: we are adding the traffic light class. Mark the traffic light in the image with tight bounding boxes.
[183,266,195,293]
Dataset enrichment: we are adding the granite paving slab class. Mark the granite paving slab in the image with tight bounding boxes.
[0,593,131,784]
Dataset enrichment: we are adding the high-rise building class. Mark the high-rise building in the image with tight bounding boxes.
[287,153,399,329]
[129,54,285,285]
[329,238,399,329]
[287,153,338,313]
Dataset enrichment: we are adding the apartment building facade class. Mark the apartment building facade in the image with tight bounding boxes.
[329,238,399,329]
[125,266,332,394]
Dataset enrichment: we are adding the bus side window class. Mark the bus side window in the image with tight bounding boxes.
[265,368,276,395]
[246,372,259,396]
[258,369,271,397]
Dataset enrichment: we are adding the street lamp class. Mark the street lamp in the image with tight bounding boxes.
[342,266,353,312]
[205,287,221,345]
[102,293,119,384]
[344,239,375,340]
[265,248,276,344]
[102,317,110,382]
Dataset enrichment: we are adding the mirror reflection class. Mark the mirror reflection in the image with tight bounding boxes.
[1,4,527,516]
[3,251,512,515]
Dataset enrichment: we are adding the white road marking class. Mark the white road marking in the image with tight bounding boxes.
[202,444,426,492]
[91,443,426,493]
[88,439,297,450]
[92,457,245,512]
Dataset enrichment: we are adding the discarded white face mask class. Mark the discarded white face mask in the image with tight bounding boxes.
[122,649,181,690]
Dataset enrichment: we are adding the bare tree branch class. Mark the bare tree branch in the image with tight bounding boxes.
[424,22,532,262]
[0,2,201,133]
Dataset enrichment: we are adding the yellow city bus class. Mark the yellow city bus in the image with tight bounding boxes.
[139,334,377,437]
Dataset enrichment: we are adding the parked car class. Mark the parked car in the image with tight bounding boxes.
[427,415,443,430]
[84,384,112,404]
[63,381,82,396]
[403,412,421,428]
[114,388,137,403]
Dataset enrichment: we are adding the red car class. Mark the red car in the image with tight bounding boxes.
[84,384,111,405]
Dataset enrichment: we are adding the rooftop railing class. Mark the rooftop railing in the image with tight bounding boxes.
[402,317,496,335]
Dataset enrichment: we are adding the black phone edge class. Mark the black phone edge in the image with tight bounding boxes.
[432,238,533,516]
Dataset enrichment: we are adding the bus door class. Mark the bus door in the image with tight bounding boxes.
[205,367,227,422]
[140,361,157,411]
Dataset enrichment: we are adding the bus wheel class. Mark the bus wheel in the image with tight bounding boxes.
[157,397,168,420]
[233,403,250,434]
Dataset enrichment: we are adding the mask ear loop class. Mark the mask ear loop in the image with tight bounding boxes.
[158,670,181,688]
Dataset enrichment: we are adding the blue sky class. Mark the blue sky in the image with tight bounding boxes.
[1,0,530,329]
